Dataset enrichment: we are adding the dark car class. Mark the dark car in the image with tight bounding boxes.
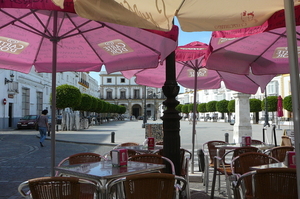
[17,115,39,129]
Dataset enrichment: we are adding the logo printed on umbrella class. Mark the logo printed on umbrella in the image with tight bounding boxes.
[0,36,28,54]
[187,68,208,77]
[273,47,300,58]
[98,39,133,55]
[218,37,237,44]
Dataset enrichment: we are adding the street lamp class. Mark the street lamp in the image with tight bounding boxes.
[142,86,147,128]
[153,93,157,121]
[264,90,270,127]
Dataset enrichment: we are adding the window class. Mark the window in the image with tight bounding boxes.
[107,91,112,99]
[120,78,125,83]
[134,89,140,99]
[36,92,43,115]
[267,81,279,95]
[22,88,30,116]
[107,78,112,83]
[120,91,126,99]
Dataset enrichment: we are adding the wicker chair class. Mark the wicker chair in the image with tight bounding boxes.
[253,168,297,199]
[106,173,187,199]
[234,168,297,199]
[56,152,102,176]
[251,139,266,145]
[202,140,227,193]
[231,152,280,199]
[118,142,140,147]
[211,146,259,198]
[128,154,175,174]
[18,176,97,199]
[264,146,294,162]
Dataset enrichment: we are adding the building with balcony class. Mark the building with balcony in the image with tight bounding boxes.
[1,68,99,130]
[99,71,165,120]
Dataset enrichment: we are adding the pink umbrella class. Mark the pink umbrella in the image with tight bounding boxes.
[277,95,284,117]
[0,0,178,176]
[122,41,275,172]
[123,42,274,94]
[206,25,300,75]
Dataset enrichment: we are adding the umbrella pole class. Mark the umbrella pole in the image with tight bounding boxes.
[50,11,58,177]
[191,68,198,174]
[284,1,300,198]
[162,51,181,175]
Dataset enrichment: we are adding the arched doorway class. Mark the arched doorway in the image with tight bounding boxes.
[132,104,142,119]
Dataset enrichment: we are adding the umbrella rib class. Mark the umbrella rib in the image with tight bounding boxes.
[1,9,52,39]
[59,14,105,39]
[97,22,162,55]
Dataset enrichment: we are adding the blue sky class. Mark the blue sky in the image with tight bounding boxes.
[89,21,213,92]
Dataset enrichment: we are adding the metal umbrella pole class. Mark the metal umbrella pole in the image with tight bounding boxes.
[191,67,198,174]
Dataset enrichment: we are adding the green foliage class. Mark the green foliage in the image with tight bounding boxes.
[206,101,217,112]
[56,84,81,109]
[95,99,104,113]
[261,96,278,112]
[89,97,98,112]
[198,103,207,113]
[216,100,229,113]
[228,100,235,113]
[74,93,92,111]
[283,95,293,112]
[119,106,126,114]
[175,104,183,113]
[181,104,189,114]
[249,98,262,112]
[188,103,195,112]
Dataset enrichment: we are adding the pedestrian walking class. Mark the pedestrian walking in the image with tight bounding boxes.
[37,109,49,147]
[189,111,193,124]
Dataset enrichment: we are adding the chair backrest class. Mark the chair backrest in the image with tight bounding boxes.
[253,168,297,199]
[128,154,175,174]
[118,142,140,147]
[106,173,187,199]
[268,146,295,162]
[152,148,192,177]
[222,146,259,165]
[281,135,293,146]
[231,152,279,198]
[68,152,102,165]
[56,152,102,176]
[203,140,227,165]
[18,177,97,199]
[251,139,265,145]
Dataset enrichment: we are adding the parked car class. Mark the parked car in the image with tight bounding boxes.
[17,115,39,129]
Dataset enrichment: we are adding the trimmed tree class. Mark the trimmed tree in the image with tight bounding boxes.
[56,84,81,109]
[206,101,217,121]
[216,99,229,122]
[249,98,262,124]
[283,95,292,112]
[261,96,278,122]
[74,93,92,111]
[227,99,235,122]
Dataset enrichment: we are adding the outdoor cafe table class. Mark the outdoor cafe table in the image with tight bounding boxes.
[55,160,165,199]
[250,162,290,170]
[115,144,163,153]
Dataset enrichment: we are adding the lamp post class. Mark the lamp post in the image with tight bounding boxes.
[142,86,147,128]
[264,91,270,127]
[153,93,157,121]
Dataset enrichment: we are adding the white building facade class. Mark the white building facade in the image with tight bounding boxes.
[1,68,99,130]
[99,71,165,120]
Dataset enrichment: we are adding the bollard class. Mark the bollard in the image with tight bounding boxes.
[225,133,229,143]
[197,149,205,172]
[111,132,115,143]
